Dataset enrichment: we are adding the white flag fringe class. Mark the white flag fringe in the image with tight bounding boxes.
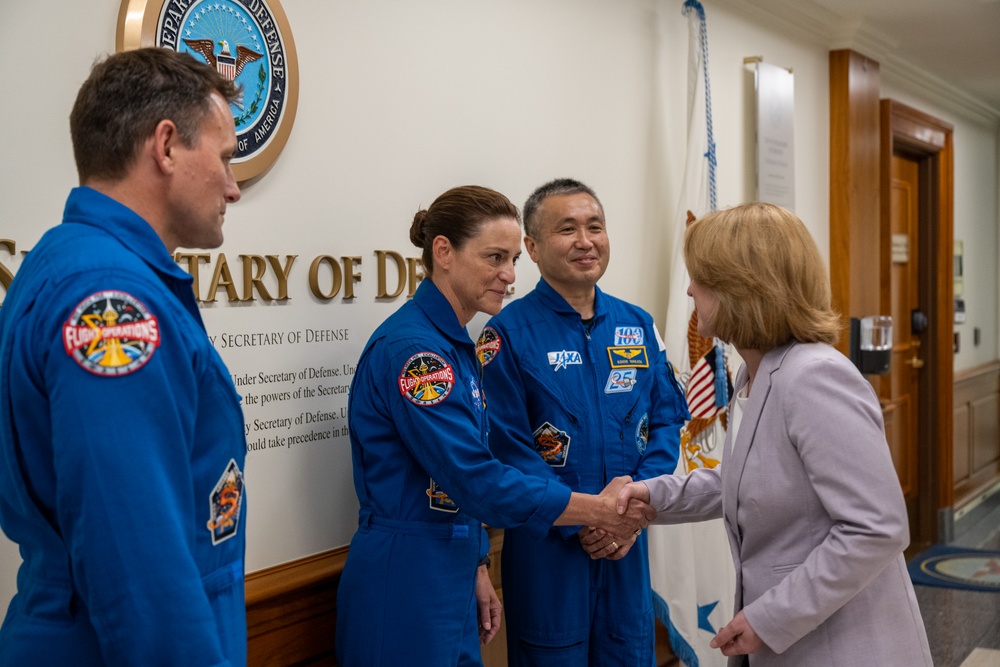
[649,2,736,666]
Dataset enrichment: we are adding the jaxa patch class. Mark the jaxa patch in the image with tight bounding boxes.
[399,352,455,406]
[533,421,571,467]
[207,459,244,545]
[476,326,501,366]
[547,350,582,371]
[427,478,459,512]
[63,291,160,376]
[605,369,638,394]
[607,346,649,369]
[636,413,650,454]
[614,326,644,346]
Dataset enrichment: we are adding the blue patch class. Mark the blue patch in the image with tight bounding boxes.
[533,421,571,467]
[605,369,638,393]
[636,413,649,454]
[547,350,582,371]
[469,377,483,413]
[614,326,644,346]
[607,346,649,368]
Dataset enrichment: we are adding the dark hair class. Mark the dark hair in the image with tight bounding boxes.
[70,48,240,183]
[522,178,603,237]
[409,186,520,276]
[685,202,841,349]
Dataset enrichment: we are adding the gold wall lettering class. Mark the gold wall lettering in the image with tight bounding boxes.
[0,243,424,307]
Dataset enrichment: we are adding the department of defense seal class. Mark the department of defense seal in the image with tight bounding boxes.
[117,0,299,181]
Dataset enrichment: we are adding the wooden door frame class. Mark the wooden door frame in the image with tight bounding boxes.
[829,50,955,543]
[879,100,955,541]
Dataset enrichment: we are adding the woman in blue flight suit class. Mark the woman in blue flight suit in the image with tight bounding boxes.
[336,186,651,667]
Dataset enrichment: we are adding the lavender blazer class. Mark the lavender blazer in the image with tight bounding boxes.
[644,341,932,666]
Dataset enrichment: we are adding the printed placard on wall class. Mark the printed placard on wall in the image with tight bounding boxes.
[754,61,795,210]
[116,0,299,182]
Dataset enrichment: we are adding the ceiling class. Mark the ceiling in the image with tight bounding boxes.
[737,0,1000,122]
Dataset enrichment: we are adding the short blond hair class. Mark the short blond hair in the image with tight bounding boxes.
[684,202,841,350]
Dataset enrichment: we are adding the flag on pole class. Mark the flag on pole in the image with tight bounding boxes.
[648,2,736,666]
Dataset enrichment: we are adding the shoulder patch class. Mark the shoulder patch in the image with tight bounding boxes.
[63,291,160,376]
[398,352,455,406]
[207,459,245,545]
[476,326,501,366]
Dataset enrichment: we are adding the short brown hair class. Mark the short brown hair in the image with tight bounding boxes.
[684,202,841,349]
[70,48,240,183]
[409,186,521,276]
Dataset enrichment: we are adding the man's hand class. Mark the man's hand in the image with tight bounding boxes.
[556,476,656,538]
[578,526,638,560]
[596,476,656,539]
[710,610,765,656]
[475,565,502,645]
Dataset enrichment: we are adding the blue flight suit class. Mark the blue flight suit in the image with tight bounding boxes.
[337,279,572,667]
[0,187,247,666]
[480,278,688,667]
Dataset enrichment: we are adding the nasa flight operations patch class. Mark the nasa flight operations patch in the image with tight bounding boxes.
[398,352,456,406]
[63,291,160,376]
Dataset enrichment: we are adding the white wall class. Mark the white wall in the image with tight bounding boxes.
[1,0,996,617]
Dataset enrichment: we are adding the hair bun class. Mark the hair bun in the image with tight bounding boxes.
[409,209,429,248]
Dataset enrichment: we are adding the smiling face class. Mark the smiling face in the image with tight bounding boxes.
[436,216,522,325]
[164,92,241,250]
[525,192,609,299]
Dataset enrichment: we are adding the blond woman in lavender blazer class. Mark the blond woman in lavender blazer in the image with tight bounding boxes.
[619,203,932,666]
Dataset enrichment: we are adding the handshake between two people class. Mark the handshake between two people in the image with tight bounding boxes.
[553,476,654,562]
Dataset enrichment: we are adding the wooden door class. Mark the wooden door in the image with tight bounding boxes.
[878,99,954,550]
[882,154,923,543]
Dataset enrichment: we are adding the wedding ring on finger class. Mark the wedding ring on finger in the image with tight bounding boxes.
[611,541,619,551]
[633,528,642,537]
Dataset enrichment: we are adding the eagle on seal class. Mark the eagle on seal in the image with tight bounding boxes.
[183,39,263,81]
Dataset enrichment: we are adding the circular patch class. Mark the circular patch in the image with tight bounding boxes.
[636,413,650,454]
[398,352,455,406]
[63,291,160,376]
[476,326,501,366]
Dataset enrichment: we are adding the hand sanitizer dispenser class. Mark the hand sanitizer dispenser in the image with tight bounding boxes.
[849,316,893,375]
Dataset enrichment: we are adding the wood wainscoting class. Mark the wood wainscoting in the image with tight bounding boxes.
[245,528,679,666]
[953,361,1000,506]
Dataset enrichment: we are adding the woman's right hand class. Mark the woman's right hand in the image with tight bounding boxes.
[615,480,651,516]
[598,476,655,538]
[556,476,655,538]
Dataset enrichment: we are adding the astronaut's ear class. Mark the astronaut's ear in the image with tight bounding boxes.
[431,235,454,270]
[150,119,180,174]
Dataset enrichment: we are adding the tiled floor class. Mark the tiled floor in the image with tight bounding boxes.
[915,491,1000,667]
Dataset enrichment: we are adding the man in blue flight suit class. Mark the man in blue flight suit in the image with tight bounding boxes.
[479,178,689,666]
[0,48,247,665]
